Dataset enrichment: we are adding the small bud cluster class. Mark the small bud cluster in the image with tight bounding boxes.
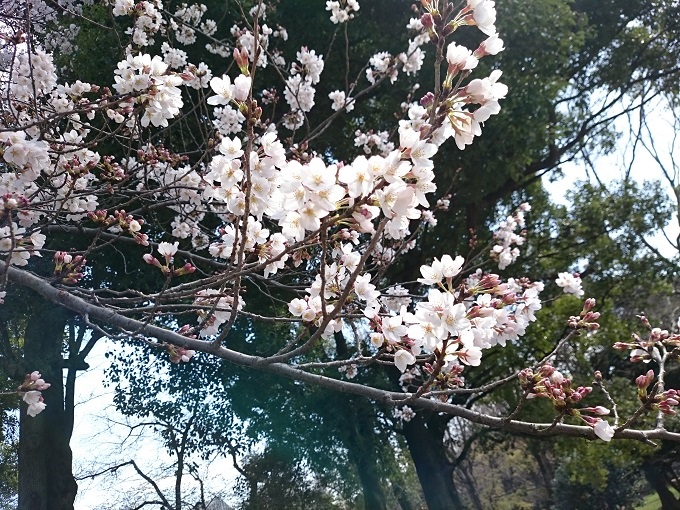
[519,363,614,440]
[567,298,600,330]
[423,360,466,390]
[612,315,680,363]
[88,209,149,246]
[1,193,29,214]
[519,363,593,410]
[17,371,50,417]
[53,252,87,284]
[143,242,196,277]
[167,344,196,363]
[635,369,679,415]
[96,156,126,182]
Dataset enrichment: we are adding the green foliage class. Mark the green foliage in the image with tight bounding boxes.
[552,444,649,510]
[0,414,18,509]
[234,448,345,510]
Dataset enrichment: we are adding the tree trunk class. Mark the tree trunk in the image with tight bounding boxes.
[402,412,464,510]
[344,397,388,510]
[334,332,388,510]
[18,302,75,510]
[644,460,680,510]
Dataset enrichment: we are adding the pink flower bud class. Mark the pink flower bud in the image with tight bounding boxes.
[550,370,564,385]
[538,364,555,377]
[420,91,435,106]
[174,263,196,276]
[502,293,517,305]
[143,254,161,267]
[636,369,654,390]
[591,406,610,415]
[638,315,651,328]
[420,13,434,29]
[234,47,250,75]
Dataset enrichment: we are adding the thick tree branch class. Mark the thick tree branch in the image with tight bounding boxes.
[5,261,680,444]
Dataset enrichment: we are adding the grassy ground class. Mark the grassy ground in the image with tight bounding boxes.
[635,487,680,510]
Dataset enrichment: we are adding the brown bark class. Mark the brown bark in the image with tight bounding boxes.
[402,412,464,510]
[18,301,75,510]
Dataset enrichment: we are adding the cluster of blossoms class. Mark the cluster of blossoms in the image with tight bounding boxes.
[328,90,355,112]
[354,130,395,156]
[393,405,417,423]
[490,203,530,270]
[290,246,543,376]
[0,0,601,417]
[2,0,85,57]
[0,0,675,453]
[171,2,213,46]
[325,0,360,24]
[1,50,97,269]
[555,272,584,297]
[194,289,244,337]
[112,0,164,47]
[8,48,57,103]
[0,222,45,266]
[112,53,184,128]
[17,372,51,417]
[0,0,536,358]
[518,363,615,441]
[282,47,325,129]
[363,18,429,85]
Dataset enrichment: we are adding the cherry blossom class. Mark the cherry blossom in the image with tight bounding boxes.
[556,272,585,297]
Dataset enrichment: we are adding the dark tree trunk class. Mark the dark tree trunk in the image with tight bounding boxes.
[644,460,680,510]
[343,396,388,510]
[18,302,75,510]
[334,332,388,510]
[393,483,419,510]
[402,412,464,510]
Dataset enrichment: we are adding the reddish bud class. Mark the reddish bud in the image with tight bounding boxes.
[636,369,654,391]
[420,13,434,28]
[143,254,161,267]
